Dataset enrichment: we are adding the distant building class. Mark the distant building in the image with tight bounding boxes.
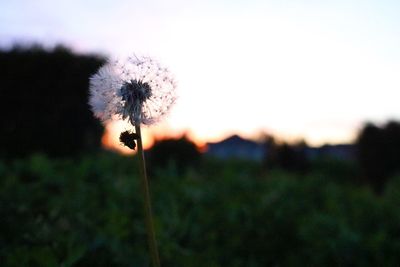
[206,135,355,162]
[206,135,265,161]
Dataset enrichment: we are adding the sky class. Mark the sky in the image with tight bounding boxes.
[1,0,400,149]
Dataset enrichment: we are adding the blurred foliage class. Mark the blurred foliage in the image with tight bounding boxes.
[264,137,309,174]
[310,157,360,185]
[1,153,400,266]
[356,121,400,194]
[147,136,202,175]
[0,45,105,158]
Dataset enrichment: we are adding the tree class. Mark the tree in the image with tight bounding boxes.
[147,136,202,174]
[356,121,400,194]
[264,137,309,174]
[0,45,105,158]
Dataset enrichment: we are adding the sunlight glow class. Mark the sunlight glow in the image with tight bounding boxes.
[101,121,154,154]
[101,121,208,154]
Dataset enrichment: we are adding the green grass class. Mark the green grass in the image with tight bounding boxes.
[1,152,400,266]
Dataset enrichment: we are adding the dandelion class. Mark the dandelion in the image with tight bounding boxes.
[89,55,177,126]
[89,55,177,267]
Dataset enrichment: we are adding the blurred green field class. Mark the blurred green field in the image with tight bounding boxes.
[1,153,400,267]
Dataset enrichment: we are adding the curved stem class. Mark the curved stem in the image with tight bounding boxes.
[135,124,161,267]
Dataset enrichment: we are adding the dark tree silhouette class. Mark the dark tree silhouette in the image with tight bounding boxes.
[356,121,400,194]
[264,137,309,174]
[0,45,105,158]
[385,121,400,172]
[147,136,202,174]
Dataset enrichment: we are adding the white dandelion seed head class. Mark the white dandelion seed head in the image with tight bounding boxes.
[89,55,177,126]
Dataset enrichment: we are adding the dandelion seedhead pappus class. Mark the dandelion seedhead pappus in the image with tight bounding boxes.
[89,55,177,126]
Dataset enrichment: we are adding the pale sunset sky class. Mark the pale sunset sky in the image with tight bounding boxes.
[1,0,400,150]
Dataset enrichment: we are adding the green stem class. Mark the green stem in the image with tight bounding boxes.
[135,124,161,267]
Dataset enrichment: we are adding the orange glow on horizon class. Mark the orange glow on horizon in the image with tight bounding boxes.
[101,121,207,154]
[101,121,154,155]
[102,119,357,155]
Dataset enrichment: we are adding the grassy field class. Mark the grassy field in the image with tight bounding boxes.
[1,152,400,266]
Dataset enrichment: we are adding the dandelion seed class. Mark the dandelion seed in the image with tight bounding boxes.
[89,55,177,126]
